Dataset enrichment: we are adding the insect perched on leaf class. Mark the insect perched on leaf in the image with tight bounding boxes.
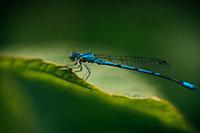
[60,51,197,91]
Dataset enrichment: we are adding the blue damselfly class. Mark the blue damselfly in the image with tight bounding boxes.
[62,51,197,91]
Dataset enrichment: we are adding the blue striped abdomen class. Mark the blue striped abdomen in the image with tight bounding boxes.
[101,60,197,91]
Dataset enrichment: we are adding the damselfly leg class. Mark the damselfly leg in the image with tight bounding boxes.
[82,64,91,80]
[73,61,83,72]
[61,58,91,80]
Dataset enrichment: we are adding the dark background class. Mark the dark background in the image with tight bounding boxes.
[1,0,200,131]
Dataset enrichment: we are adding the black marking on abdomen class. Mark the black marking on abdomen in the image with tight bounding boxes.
[117,64,122,67]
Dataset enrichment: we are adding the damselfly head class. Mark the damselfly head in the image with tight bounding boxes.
[68,51,79,61]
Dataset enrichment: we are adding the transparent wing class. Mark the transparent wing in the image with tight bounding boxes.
[95,54,170,72]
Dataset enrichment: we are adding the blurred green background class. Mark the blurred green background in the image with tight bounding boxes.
[0,0,200,132]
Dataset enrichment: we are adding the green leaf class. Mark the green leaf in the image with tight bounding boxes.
[0,56,196,133]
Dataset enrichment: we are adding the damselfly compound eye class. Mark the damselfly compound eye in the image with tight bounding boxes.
[68,52,75,61]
